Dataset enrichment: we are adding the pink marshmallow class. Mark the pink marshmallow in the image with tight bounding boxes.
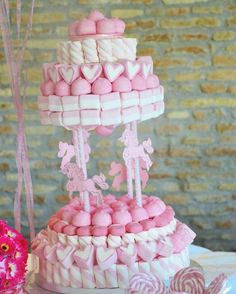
[40,81,54,96]
[92,78,112,94]
[61,210,76,223]
[146,74,160,89]
[95,204,113,214]
[96,125,115,136]
[144,199,166,218]
[130,206,149,222]
[63,224,77,236]
[112,210,132,225]
[88,10,105,22]
[71,78,91,95]
[96,247,117,270]
[154,206,175,227]
[48,216,60,229]
[92,226,108,237]
[76,19,96,35]
[104,194,117,204]
[72,211,91,227]
[131,75,147,91]
[68,20,80,36]
[112,76,132,93]
[55,81,70,96]
[97,18,116,34]
[77,226,92,236]
[53,220,68,233]
[109,224,126,236]
[126,222,143,234]
[111,202,128,211]
[119,195,131,204]
[140,219,156,231]
[92,211,112,227]
[117,244,137,267]
[113,18,125,34]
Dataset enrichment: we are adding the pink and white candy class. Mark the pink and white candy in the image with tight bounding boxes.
[170,267,205,294]
[129,272,167,294]
[205,273,227,294]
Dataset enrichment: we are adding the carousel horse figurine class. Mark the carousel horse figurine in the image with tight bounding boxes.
[120,127,154,171]
[62,162,109,204]
[58,141,75,169]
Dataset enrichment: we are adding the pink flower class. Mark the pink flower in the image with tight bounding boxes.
[0,258,7,288]
[0,237,16,257]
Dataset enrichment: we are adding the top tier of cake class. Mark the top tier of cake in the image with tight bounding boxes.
[58,10,136,65]
[38,11,164,129]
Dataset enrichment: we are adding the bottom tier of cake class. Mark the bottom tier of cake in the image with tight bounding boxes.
[37,247,189,291]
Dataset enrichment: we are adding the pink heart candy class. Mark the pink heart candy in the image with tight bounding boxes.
[81,63,102,83]
[123,61,141,80]
[117,244,137,266]
[56,244,75,269]
[96,246,117,270]
[140,62,152,79]
[103,62,124,82]
[44,244,58,264]
[137,241,157,262]
[48,66,60,83]
[73,244,95,269]
[59,65,79,85]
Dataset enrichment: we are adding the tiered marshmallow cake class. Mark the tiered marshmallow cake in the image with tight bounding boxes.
[33,11,196,292]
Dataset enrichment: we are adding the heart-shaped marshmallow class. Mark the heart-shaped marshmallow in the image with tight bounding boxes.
[140,62,152,79]
[96,246,117,270]
[81,63,102,83]
[59,65,79,85]
[123,61,141,80]
[43,63,55,81]
[56,245,75,269]
[103,62,124,82]
[117,244,137,266]
[156,237,173,257]
[48,66,60,83]
[73,244,95,269]
[137,241,157,262]
[44,244,58,264]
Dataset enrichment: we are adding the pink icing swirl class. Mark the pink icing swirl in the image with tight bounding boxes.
[129,272,167,294]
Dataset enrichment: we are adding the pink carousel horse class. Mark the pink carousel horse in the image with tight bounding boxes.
[58,142,75,169]
[58,138,91,169]
[120,127,153,171]
[62,162,109,204]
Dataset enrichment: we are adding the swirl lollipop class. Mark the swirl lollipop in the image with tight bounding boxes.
[170,267,205,294]
[129,272,167,294]
[205,273,227,294]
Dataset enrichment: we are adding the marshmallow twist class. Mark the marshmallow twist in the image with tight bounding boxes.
[97,39,114,62]
[82,39,99,63]
[69,41,84,64]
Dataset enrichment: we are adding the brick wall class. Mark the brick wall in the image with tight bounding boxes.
[0,0,236,251]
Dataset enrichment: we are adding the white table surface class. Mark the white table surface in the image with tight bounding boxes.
[25,245,236,293]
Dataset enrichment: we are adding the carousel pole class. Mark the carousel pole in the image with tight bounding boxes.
[125,124,134,199]
[131,121,142,207]
[77,126,90,212]
[72,128,83,202]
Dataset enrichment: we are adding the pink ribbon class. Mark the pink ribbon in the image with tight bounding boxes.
[0,0,35,241]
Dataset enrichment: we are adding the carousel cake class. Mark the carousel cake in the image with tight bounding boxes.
[32,10,196,292]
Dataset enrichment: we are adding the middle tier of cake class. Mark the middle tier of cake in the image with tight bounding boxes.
[39,59,163,127]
